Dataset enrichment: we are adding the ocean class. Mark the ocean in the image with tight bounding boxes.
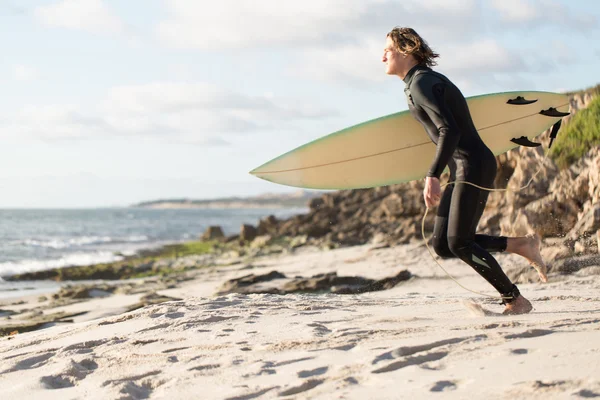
[0,207,306,297]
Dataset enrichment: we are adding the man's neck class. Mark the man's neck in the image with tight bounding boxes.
[398,59,420,80]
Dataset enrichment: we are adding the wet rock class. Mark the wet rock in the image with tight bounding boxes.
[240,224,258,242]
[217,271,286,295]
[0,311,86,337]
[125,292,182,313]
[216,270,412,296]
[257,215,279,236]
[201,226,224,241]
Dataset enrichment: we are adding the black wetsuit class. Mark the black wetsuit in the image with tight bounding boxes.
[403,64,518,300]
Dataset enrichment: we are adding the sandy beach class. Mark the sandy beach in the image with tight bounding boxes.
[1,240,599,400]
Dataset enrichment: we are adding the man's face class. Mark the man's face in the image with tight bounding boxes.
[382,36,403,75]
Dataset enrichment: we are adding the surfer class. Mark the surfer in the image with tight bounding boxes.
[382,27,547,314]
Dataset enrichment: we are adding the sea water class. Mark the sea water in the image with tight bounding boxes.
[0,207,305,298]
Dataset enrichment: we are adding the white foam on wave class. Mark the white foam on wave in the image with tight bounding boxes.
[0,251,125,277]
[20,235,149,249]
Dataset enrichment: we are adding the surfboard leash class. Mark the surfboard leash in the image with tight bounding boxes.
[420,149,549,302]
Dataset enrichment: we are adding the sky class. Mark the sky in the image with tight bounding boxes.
[0,0,599,208]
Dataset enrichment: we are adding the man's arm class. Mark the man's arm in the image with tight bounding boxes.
[411,76,462,179]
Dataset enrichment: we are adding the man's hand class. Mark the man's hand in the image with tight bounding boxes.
[423,176,441,209]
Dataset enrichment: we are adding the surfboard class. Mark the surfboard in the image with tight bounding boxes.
[249,91,570,190]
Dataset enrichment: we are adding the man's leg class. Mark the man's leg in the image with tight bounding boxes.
[446,182,531,313]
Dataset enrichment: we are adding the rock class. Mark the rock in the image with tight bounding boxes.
[216,271,287,295]
[0,311,84,337]
[551,254,600,275]
[216,270,412,296]
[250,235,273,249]
[51,285,117,303]
[567,203,600,241]
[380,193,404,218]
[290,235,308,249]
[309,197,325,210]
[257,215,279,235]
[283,272,373,293]
[333,270,412,294]
[225,234,239,243]
[240,224,258,242]
[125,292,182,313]
[201,226,224,241]
[135,260,155,273]
[506,265,540,284]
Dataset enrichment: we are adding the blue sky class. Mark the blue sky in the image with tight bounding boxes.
[0,0,599,208]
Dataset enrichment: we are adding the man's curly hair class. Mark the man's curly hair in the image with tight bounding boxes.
[386,27,440,67]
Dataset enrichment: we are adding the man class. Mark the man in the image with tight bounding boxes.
[382,27,547,315]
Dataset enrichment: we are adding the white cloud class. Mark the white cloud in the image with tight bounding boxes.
[156,0,481,50]
[1,82,338,143]
[157,0,356,50]
[6,105,109,140]
[1,2,26,16]
[437,39,527,75]
[288,39,387,85]
[490,0,597,30]
[490,0,538,22]
[34,0,123,35]
[13,65,38,81]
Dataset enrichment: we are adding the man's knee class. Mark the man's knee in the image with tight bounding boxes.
[432,235,454,258]
[447,236,471,259]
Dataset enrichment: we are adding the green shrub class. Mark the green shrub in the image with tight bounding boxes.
[548,95,600,169]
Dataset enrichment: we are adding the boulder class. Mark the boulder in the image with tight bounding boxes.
[240,224,258,242]
[201,226,224,241]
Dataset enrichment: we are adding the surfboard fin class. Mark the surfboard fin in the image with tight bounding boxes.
[511,136,541,147]
[548,120,562,149]
[539,107,570,118]
[507,96,538,105]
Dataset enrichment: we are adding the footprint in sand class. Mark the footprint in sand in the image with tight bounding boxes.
[371,335,487,374]
[224,387,279,400]
[430,380,458,392]
[573,389,600,398]
[372,336,481,365]
[298,366,328,378]
[278,379,324,397]
[162,347,190,353]
[3,352,55,374]
[40,359,98,389]
[188,364,221,373]
[307,323,331,337]
[62,339,109,355]
[510,348,529,355]
[102,370,164,398]
[504,329,554,339]
[372,351,449,374]
[132,339,159,345]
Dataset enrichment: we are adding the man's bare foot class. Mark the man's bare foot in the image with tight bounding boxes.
[503,295,533,315]
[507,234,548,282]
[524,234,548,282]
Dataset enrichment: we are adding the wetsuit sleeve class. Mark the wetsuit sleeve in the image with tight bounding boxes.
[411,77,462,179]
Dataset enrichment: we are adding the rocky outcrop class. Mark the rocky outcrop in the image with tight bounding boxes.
[216,270,412,296]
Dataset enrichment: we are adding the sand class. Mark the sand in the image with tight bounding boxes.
[1,242,599,399]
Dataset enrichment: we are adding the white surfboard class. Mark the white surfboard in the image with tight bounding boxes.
[250,91,569,190]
